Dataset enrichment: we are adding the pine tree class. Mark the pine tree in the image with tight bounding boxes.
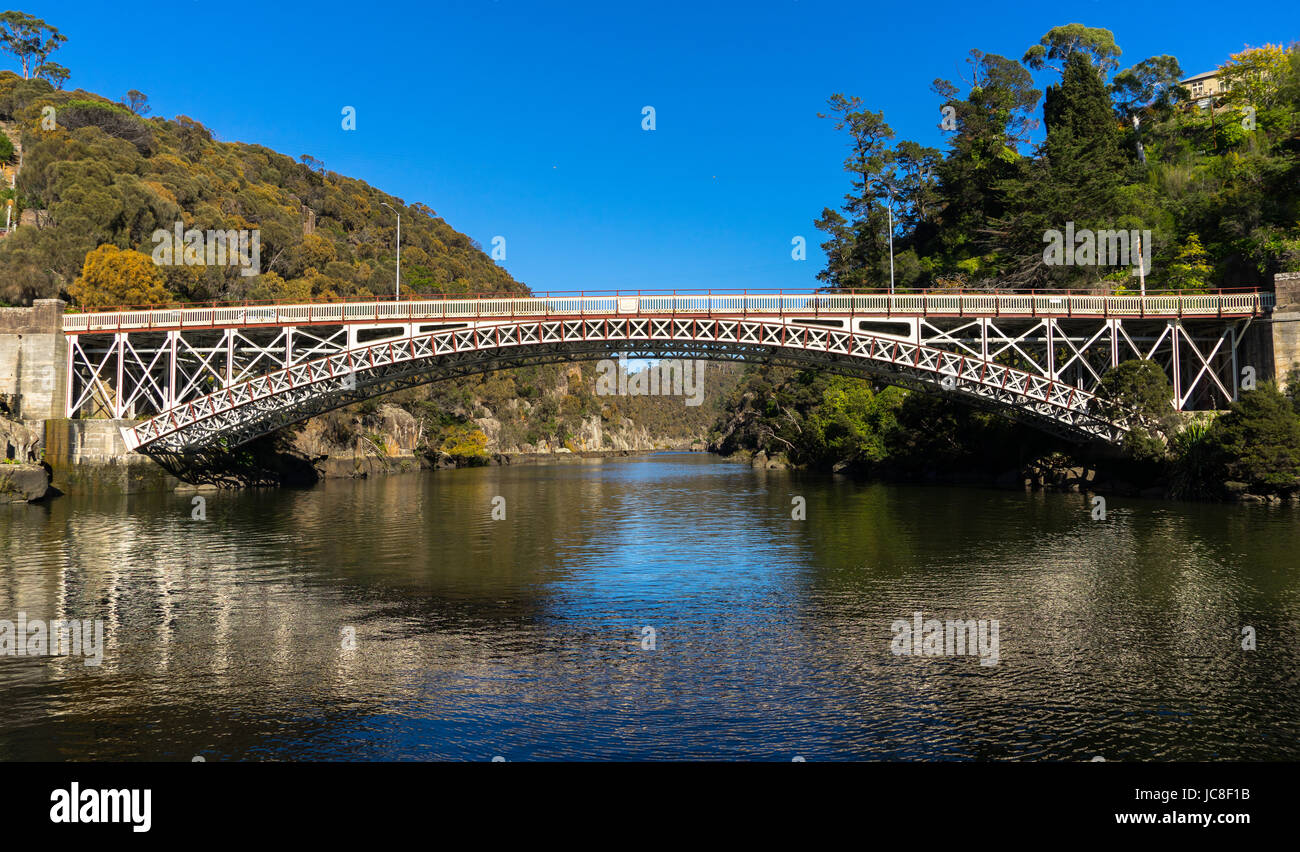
[1042,51,1132,218]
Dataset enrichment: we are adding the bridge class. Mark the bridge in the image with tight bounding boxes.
[46,287,1279,454]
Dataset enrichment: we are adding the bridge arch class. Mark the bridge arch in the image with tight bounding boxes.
[116,314,1127,453]
[61,290,1270,454]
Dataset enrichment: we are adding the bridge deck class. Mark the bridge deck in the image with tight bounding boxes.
[62,290,1273,334]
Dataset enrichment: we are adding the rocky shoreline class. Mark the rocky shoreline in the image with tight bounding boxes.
[721,448,1295,505]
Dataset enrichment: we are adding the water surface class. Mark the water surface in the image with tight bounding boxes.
[1,453,1297,760]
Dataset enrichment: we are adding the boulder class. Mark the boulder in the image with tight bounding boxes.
[0,463,50,502]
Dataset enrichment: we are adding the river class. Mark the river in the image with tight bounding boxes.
[1,453,1297,760]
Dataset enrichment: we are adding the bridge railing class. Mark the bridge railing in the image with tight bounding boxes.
[61,289,1273,332]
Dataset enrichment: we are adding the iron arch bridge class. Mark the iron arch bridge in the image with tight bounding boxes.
[60,290,1272,453]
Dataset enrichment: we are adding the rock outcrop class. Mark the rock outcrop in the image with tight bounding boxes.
[1,415,40,463]
[0,462,49,502]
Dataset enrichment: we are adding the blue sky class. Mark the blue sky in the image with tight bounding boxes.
[17,0,1300,295]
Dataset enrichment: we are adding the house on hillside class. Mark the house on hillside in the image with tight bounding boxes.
[1180,69,1232,110]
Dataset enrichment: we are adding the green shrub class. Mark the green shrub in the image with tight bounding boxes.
[1202,383,1300,494]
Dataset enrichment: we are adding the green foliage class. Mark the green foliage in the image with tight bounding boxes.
[769,32,1300,492]
[1094,360,1176,462]
[709,365,1043,474]
[815,94,897,290]
[1282,368,1300,415]
[798,376,905,467]
[815,32,1300,292]
[1022,24,1122,76]
[1164,233,1212,291]
[0,11,65,81]
[1168,418,1217,499]
[0,70,524,306]
[1202,384,1300,494]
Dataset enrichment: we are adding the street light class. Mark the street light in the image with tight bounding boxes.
[870,178,898,295]
[380,201,401,300]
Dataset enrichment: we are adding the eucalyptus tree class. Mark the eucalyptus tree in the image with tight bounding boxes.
[815,94,896,290]
[1111,55,1185,164]
[0,11,66,80]
[1022,23,1122,79]
[931,51,1040,271]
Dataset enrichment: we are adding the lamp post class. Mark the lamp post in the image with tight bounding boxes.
[380,201,401,300]
[1136,231,1146,297]
[871,178,898,295]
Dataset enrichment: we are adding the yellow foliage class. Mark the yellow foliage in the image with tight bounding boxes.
[141,180,178,207]
[245,271,311,303]
[438,424,489,459]
[67,244,173,309]
[299,234,337,270]
[1218,43,1293,109]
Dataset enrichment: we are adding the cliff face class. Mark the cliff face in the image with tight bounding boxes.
[1,414,41,463]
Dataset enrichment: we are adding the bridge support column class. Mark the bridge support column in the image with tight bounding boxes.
[1171,320,1182,408]
[0,299,68,423]
[1259,272,1300,389]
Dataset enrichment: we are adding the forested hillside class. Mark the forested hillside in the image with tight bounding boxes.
[0,71,518,306]
[713,27,1300,500]
[813,27,1300,292]
[0,11,737,467]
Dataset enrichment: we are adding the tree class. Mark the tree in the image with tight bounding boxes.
[437,423,489,462]
[1203,384,1300,494]
[1218,44,1292,111]
[67,244,173,309]
[0,11,65,80]
[1094,360,1177,462]
[815,94,896,290]
[1164,234,1212,291]
[124,89,151,116]
[36,59,66,89]
[991,50,1133,287]
[1111,55,1185,116]
[1111,55,1184,163]
[802,376,904,468]
[1023,24,1122,78]
[931,51,1040,267]
[1043,52,1130,197]
[1169,419,1216,499]
[891,139,943,234]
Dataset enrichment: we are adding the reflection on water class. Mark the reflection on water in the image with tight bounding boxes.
[1,453,1298,760]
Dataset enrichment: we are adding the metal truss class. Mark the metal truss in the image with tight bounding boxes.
[96,316,1126,452]
[60,294,1267,453]
[896,315,1250,412]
